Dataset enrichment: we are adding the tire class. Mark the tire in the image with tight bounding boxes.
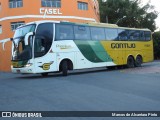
[127,56,135,68]
[135,56,142,67]
[41,73,48,77]
[61,61,68,76]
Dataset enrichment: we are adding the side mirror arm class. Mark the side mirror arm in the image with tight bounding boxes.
[24,32,35,45]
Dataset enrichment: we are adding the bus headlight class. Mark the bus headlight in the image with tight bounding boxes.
[25,63,32,67]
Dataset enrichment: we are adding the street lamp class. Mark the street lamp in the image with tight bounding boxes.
[116,16,126,25]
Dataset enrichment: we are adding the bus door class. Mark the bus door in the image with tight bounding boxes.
[33,23,56,73]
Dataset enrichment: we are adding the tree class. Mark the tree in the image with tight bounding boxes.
[153,31,160,59]
[99,0,158,32]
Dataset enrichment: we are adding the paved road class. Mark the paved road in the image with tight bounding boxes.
[0,61,160,120]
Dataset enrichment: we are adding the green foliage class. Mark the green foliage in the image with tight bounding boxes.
[99,0,158,32]
[153,31,160,59]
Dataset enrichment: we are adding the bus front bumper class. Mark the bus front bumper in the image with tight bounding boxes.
[11,67,34,74]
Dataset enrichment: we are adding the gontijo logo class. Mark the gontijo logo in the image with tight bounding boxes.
[111,43,136,49]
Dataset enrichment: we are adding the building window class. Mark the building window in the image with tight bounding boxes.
[11,21,25,31]
[41,0,61,8]
[78,2,88,10]
[9,0,23,8]
[0,25,2,34]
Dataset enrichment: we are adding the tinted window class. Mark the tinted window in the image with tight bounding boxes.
[118,29,128,40]
[128,30,140,41]
[139,31,145,41]
[34,23,53,57]
[90,27,105,40]
[145,31,151,41]
[105,28,118,40]
[56,24,74,40]
[74,25,91,40]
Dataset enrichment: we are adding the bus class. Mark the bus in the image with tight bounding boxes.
[11,20,153,76]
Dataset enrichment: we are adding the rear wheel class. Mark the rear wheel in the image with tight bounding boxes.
[127,56,135,68]
[61,61,68,76]
[41,73,48,77]
[135,56,142,67]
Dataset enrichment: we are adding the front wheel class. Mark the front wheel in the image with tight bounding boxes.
[135,56,142,67]
[61,61,68,76]
[127,56,135,68]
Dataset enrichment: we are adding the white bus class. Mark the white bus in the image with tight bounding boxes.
[11,20,153,76]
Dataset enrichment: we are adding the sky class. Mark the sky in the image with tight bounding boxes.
[141,0,160,31]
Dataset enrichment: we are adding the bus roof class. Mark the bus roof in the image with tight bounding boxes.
[23,20,151,32]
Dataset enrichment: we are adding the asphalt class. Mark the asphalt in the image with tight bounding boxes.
[0,61,160,120]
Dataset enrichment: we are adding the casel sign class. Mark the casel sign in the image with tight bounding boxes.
[40,8,62,15]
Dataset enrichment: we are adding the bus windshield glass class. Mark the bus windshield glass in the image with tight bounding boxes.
[12,24,36,61]
[14,24,36,38]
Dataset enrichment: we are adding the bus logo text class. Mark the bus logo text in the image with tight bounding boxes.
[111,43,136,49]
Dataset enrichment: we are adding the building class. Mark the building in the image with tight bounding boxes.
[0,0,100,71]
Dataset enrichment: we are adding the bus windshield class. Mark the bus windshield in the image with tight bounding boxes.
[14,24,36,38]
[12,24,36,61]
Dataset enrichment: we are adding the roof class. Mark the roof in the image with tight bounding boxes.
[20,20,151,31]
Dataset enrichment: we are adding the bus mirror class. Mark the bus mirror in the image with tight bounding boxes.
[24,32,34,45]
[10,38,13,41]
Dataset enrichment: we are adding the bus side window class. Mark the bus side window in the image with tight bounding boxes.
[128,30,140,41]
[90,27,105,40]
[74,26,91,40]
[139,31,145,41]
[118,29,128,41]
[145,31,151,41]
[55,24,74,40]
[105,28,118,40]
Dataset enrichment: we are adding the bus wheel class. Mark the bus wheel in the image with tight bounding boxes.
[127,56,135,68]
[62,61,68,76]
[41,73,48,77]
[135,56,142,67]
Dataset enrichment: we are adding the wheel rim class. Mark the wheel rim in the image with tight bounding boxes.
[136,56,142,66]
